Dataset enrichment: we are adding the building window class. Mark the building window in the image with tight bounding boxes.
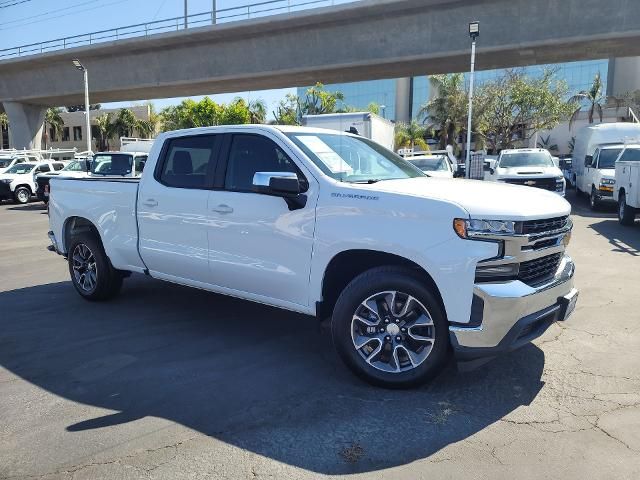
[62,127,70,142]
[73,126,82,141]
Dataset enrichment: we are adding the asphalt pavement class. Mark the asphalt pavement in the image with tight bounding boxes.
[0,191,639,480]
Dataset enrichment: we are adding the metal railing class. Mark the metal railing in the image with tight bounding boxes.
[0,0,352,60]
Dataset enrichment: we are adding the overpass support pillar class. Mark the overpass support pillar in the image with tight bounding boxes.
[2,102,46,150]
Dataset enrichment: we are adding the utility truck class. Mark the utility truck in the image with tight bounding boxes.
[302,112,395,151]
[47,125,578,388]
[613,145,640,225]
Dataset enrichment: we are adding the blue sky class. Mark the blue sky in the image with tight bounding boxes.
[0,0,331,116]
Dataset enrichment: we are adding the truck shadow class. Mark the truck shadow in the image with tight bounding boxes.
[0,276,545,475]
[589,219,640,255]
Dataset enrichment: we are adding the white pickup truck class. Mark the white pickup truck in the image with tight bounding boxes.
[47,125,578,388]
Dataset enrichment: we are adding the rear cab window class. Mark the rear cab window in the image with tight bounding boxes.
[157,135,219,189]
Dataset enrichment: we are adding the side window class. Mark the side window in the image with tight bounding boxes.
[621,148,640,162]
[158,135,217,189]
[53,163,64,171]
[135,155,148,173]
[38,165,51,173]
[225,135,301,192]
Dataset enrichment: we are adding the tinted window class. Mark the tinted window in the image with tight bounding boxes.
[498,152,554,168]
[6,164,35,174]
[134,155,148,174]
[37,165,51,173]
[225,135,299,192]
[92,154,133,176]
[620,148,640,162]
[52,163,65,171]
[159,135,217,188]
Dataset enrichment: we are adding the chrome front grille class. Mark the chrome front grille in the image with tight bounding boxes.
[518,252,563,286]
[520,216,569,235]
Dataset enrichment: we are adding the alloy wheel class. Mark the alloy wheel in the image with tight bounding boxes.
[350,290,435,373]
[72,243,98,292]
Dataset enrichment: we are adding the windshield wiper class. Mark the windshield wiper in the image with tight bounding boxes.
[348,179,383,184]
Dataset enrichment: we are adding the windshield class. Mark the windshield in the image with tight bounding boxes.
[498,152,555,168]
[408,157,449,172]
[0,158,13,168]
[598,148,623,169]
[5,163,35,174]
[285,133,424,182]
[91,154,133,176]
[62,161,85,172]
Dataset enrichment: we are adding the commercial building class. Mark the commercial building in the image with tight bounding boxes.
[0,105,152,152]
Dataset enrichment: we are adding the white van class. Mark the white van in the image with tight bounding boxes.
[572,123,640,208]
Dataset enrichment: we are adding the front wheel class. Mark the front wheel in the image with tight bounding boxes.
[589,187,600,210]
[331,266,449,388]
[619,192,636,226]
[68,232,123,301]
[14,186,31,204]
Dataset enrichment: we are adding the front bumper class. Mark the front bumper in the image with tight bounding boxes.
[596,187,615,201]
[450,255,577,360]
[47,230,62,255]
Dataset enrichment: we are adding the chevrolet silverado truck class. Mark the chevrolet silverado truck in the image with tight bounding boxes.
[47,125,578,388]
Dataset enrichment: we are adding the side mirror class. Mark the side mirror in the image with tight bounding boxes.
[585,155,593,167]
[253,172,307,210]
[489,168,495,175]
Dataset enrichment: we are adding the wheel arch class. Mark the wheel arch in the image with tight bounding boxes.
[319,249,447,322]
[63,216,101,254]
[14,183,33,194]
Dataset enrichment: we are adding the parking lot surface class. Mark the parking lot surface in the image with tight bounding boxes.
[1,193,639,480]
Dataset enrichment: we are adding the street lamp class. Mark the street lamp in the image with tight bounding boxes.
[465,21,479,178]
[72,58,92,154]
[380,104,387,119]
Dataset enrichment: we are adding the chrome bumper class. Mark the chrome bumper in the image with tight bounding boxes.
[450,255,577,360]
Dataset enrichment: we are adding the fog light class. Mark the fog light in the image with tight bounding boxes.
[475,263,519,282]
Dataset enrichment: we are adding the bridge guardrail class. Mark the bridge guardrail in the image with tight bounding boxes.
[1,0,351,60]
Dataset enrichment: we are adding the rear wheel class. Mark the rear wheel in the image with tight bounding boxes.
[331,266,449,388]
[68,232,123,301]
[14,186,31,204]
[618,192,636,226]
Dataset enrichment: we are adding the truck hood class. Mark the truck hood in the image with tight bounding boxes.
[360,177,571,220]
[0,173,22,182]
[496,165,562,178]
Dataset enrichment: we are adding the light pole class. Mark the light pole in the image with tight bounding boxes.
[465,21,479,179]
[380,104,387,119]
[184,0,188,29]
[72,59,92,154]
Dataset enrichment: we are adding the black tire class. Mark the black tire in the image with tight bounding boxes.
[618,192,636,226]
[13,186,31,204]
[331,266,449,389]
[67,231,123,301]
[589,186,600,210]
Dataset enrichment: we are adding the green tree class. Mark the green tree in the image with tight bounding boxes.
[272,83,346,125]
[536,134,558,152]
[94,113,116,151]
[367,102,380,115]
[394,121,430,151]
[113,108,139,138]
[0,112,7,128]
[248,99,267,124]
[568,72,605,129]
[220,98,251,125]
[43,107,65,149]
[272,94,300,125]
[475,69,574,151]
[418,74,468,151]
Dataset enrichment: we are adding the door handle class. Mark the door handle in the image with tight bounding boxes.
[212,204,233,214]
[142,199,158,207]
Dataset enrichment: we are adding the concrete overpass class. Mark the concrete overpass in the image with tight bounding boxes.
[3,0,640,148]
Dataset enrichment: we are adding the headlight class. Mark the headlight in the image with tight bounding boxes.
[555,176,564,182]
[454,218,516,238]
[600,178,615,186]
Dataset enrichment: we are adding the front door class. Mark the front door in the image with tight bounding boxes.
[137,134,221,284]
[207,133,317,308]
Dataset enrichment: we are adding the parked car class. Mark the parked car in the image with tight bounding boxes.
[0,160,65,204]
[613,145,640,225]
[90,151,148,177]
[48,125,578,388]
[485,148,566,196]
[0,153,34,174]
[36,160,89,204]
[406,154,454,178]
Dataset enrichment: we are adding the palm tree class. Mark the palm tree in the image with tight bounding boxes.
[44,107,64,149]
[394,121,430,151]
[94,113,116,151]
[248,99,267,124]
[418,74,468,151]
[113,108,139,139]
[569,72,605,129]
[536,134,558,152]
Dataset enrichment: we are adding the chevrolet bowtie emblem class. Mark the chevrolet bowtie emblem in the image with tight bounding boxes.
[524,180,536,186]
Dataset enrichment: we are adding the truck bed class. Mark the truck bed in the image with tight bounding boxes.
[48,176,146,273]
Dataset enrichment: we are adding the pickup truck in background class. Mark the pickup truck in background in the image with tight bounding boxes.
[485,148,566,196]
[36,160,89,204]
[614,145,640,226]
[48,125,578,388]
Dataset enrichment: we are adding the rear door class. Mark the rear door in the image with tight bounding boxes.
[137,134,221,284]
[206,132,318,308]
